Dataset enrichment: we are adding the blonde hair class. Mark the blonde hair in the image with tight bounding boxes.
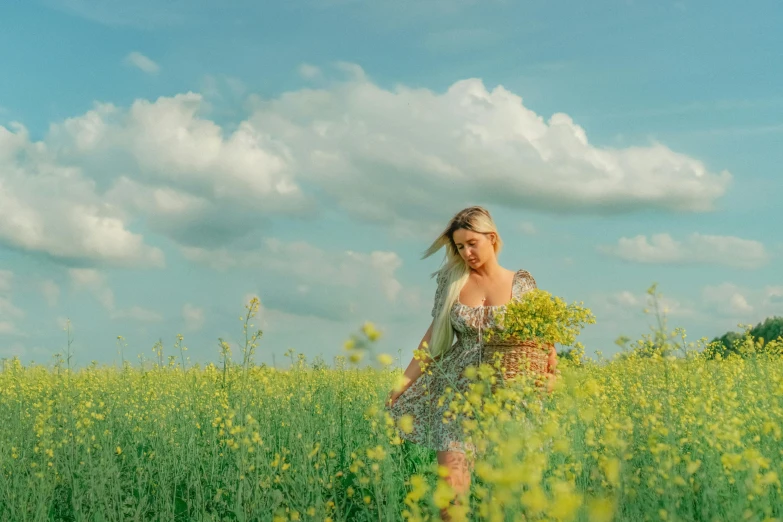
[421,206,503,358]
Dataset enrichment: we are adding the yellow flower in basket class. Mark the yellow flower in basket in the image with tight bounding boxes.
[479,289,596,384]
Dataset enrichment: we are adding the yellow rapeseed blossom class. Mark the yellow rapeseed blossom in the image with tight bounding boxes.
[586,497,616,522]
[548,481,582,521]
[432,480,455,509]
[377,353,394,366]
[3,297,783,521]
[407,475,429,502]
[362,322,381,341]
[520,485,548,514]
[398,414,414,434]
[601,457,621,488]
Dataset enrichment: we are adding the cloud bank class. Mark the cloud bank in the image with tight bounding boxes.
[0,63,732,268]
[600,233,769,269]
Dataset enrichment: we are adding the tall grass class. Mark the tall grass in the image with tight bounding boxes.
[1,292,782,521]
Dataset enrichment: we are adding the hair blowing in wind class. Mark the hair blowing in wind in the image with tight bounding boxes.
[420,206,504,359]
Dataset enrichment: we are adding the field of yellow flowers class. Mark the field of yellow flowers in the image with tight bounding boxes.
[1,295,782,521]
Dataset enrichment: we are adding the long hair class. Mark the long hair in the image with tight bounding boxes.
[421,206,504,358]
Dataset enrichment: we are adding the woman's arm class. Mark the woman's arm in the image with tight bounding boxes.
[544,343,559,393]
[386,320,434,406]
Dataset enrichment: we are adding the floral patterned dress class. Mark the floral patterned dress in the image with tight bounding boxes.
[388,268,539,454]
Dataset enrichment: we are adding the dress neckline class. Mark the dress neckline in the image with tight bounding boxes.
[456,269,521,309]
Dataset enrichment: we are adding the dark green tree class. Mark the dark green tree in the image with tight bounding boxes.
[704,316,783,359]
[556,347,574,359]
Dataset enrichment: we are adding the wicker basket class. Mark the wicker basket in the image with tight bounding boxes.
[481,337,551,387]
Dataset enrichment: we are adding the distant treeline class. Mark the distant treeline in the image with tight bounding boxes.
[556,316,783,362]
[705,316,783,359]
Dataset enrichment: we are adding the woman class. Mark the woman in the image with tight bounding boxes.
[385,206,558,520]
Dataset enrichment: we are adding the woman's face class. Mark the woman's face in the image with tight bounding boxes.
[452,228,495,268]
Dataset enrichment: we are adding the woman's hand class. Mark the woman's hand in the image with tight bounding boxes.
[385,388,402,409]
[545,343,559,393]
[546,343,558,373]
[385,375,413,408]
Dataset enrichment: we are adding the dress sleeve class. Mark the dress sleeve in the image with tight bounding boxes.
[519,269,537,293]
[431,270,447,318]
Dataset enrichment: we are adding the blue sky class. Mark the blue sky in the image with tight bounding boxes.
[1,0,781,368]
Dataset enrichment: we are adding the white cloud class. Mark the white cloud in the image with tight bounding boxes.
[244,65,730,226]
[599,233,769,269]
[2,65,732,262]
[124,52,160,74]
[0,122,165,268]
[590,283,783,345]
[182,303,205,331]
[702,283,783,320]
[69,268,115,309]
[181,238,423,322]
[595,289,695,319]
[332,61,368,82]
[702,283,754,317]
[51,94,303,203]
[49,93,315,248]
[39,280,60,307]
